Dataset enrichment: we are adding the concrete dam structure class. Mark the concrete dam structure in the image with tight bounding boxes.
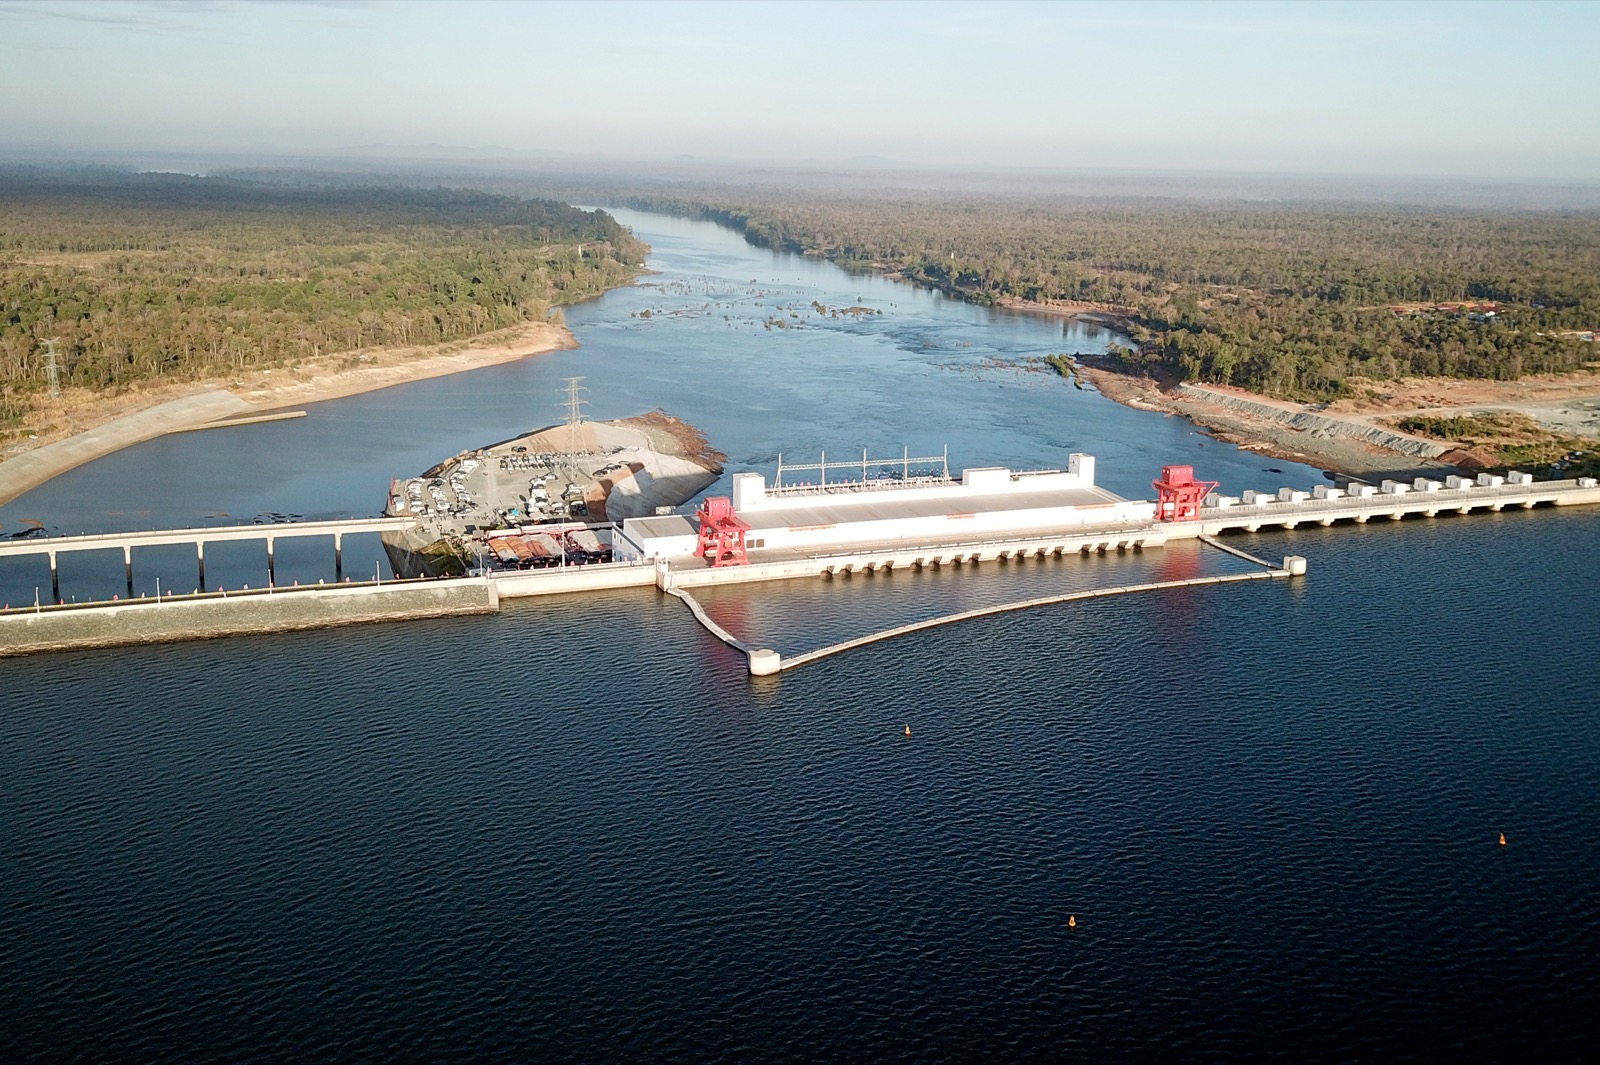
[4,451,1598,670]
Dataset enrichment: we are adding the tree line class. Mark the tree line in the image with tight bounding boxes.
[614,191,1600,399]
[0,168,647,433]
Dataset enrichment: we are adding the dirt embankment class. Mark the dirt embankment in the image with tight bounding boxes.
[1080,356,1600,479]
[1068,355,1491,479]
[623,410,727,472]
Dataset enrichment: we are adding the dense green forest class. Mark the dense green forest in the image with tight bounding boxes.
[0,168,646,431]
[617,192,1600,399]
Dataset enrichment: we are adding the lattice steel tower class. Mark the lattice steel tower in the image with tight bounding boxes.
[43,338,61,400]
[562,376,588,454]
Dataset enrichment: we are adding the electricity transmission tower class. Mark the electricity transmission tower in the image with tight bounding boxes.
[562,376,588,455]
[43,338,61,400]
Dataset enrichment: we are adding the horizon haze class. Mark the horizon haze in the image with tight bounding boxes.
[1,0,1597,184]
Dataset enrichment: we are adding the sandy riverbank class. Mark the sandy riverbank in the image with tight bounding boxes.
[0,321,576,508]
[992,296,1139,331]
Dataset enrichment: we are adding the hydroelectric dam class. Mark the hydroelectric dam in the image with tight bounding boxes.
[3,452,1597,673]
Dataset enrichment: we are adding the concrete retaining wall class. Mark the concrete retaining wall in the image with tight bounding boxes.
[1175,385,1447,458]
[0,578,498,657]
[492,562,656,598]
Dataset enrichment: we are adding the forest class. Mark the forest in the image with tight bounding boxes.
[0,168,646,433]
[615,191,1600,400]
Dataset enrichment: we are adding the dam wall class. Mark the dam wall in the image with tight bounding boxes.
[0,577,498,658]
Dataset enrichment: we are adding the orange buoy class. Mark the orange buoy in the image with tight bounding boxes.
[904,725,911,738]
[1068,914,1077,929]
[1499,832,1507,846]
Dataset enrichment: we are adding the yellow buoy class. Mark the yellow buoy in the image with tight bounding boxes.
[1499,832,1507,846]
[1068,914,1077,929]
[904,725,911,738]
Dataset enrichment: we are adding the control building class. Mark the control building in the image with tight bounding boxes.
[614,453,1155,562]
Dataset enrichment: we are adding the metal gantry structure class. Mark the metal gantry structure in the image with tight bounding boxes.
[773,446,951,490]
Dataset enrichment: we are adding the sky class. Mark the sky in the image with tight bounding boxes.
[1,0,1597,181]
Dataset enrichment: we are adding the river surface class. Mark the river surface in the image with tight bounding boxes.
[3,212,1596,1060]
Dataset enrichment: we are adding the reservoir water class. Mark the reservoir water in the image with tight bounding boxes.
[3,212,1597,1060]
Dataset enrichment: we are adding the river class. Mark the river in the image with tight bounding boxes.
[2,211,1596,1060]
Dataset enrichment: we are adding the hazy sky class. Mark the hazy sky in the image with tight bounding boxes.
[2,0,1597,180]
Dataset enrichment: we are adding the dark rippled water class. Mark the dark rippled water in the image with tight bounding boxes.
[3,214,1598,1061]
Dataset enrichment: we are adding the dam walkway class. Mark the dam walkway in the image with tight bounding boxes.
[0,516,417,599]
[1194,477,1600,534]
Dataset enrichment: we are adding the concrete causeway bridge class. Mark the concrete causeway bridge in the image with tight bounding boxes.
[0,516,416,600]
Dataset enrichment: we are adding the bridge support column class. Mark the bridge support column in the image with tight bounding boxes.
[266,536,276,586]
[1355,514,1369,523]
[124,545,133,596]
[49,550,59,603]
[334,532,343,580]
[196,541,206,590]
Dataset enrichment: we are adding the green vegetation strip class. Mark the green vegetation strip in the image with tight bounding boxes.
[1,168,646,440]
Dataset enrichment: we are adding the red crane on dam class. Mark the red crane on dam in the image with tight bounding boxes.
[1153,465,1218,522]
[694,496,751,567]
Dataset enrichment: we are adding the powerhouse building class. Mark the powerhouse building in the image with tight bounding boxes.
[615,453,1156,561]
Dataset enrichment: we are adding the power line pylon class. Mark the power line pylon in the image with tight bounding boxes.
[43,338,61,400]
[562,376,588,455]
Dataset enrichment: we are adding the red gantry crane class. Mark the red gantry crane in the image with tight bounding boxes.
[1153,465,1218,522]
[693,496,751,567]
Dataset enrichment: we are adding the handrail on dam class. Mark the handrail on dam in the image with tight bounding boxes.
[0,516,414,557]
[0,572,444,616]
[0,515,418,602]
